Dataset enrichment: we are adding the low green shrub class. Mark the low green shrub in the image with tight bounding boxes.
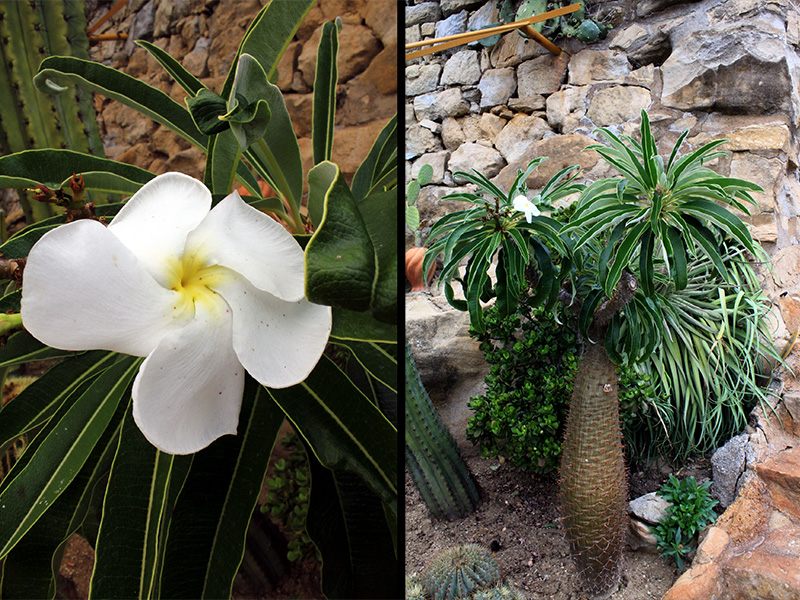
[466,302,578,472]
[650,475,719,571]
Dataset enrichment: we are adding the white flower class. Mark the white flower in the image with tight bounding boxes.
[21,172,331,455]
[512,194,540,223]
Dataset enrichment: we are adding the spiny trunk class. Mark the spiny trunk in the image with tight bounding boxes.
[559,272,637,598]
[559,339,628,597]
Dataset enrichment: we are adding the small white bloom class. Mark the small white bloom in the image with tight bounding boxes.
[512,195,540,223]
[21,172,331,455]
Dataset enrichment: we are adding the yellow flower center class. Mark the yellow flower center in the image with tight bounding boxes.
[166,249,230,317]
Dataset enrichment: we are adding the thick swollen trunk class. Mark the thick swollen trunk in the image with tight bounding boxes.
[559,272,637,598]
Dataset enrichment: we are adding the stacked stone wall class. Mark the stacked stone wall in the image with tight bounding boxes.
[405,0,800,254]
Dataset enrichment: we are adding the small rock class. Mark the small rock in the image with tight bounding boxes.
[441,50,482,86]
[517,53,569,96]
[406,123,442,160]
[568,49,630,85]
[711,433,749,508]
[586,86,652,127]
[405,2,441,26]
[414,89,470,122]
[478,68,516,108]
[494,115,551,164]
[435,10,468,39]
[629,491,671,525]
[448,142,506,179]
[405,64,442,96]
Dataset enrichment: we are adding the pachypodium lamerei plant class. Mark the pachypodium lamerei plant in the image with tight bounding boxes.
[426,109,766,597]
[0,2,397,598]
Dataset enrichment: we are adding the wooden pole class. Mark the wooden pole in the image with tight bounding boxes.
[405,3,580,60]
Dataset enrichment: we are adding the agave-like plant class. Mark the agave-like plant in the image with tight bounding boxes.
[424,110,768,596]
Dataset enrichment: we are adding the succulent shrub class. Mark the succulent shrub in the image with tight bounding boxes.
[651,475,719,571]
[467,301,578,472]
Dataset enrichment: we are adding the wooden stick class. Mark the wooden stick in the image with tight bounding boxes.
[520,25,561,56]
[87,0,131,35]
[89,33,129,43]
[404,3,579,59]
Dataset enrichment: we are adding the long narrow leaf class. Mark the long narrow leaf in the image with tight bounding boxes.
[0,356,140,559]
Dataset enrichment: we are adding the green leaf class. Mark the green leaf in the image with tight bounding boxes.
[241,78,303,213]
[0,396,125,600]
[639,229,656,297]
[0,351,118,449]
[0,149,154,193]
[34,56,207,149]
[351,115,398,203]
[304,162,376,312]
[417,163,434,187]
[267,356,397,507]
[0,331,73,369]
[158,378,283,599]
[203,127,242,196]
[605,221,648,297]
[135,40,205,96]
[405,205,420,232]
[312,21,338,165]
[334,340,397,393]
[89,407,180,599]
[0,356,140,559]
[306,465,397,599]
[186,89,230,136]
[221,55,273,151]
[330,307,397,343]
[356,189,397,323]
[665,226,688,290]
[219,0,317,99]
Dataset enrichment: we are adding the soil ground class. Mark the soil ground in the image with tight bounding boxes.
[405,379,714,600]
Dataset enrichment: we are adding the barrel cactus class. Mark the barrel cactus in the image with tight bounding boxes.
[422,544,501,600]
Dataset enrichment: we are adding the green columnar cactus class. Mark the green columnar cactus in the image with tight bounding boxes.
[0,0,104,223]
[405,340,480,520]
[422,544,501,600]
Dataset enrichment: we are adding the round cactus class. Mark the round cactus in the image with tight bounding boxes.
[422,544,501,600]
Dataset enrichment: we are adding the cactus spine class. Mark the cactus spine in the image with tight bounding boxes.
[422,544,500,600]
[469,585,526,600]
[0,0,104,223]
[405,340,480,520]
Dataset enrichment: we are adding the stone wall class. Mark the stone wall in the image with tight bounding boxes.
[88,0,396,183]
[405,0,800,255]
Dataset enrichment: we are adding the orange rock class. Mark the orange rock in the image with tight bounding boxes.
[756,448,800,523]
[662,562,730,600]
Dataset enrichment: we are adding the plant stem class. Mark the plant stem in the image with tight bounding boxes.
[0,313,23,336]
[255,139,304,234]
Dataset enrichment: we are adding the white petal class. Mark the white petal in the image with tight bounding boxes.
[211,273,331,388]
[108,172,212,287]
[512,195,529,211]
[184,191,305,302]
[132,302,245,454]
[21,220,190,356]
